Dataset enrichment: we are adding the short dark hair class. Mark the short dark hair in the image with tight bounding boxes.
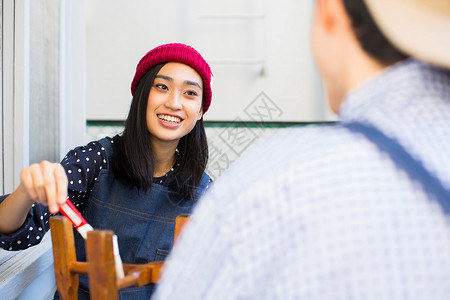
[111,62,208,200]
[343,0,408,65]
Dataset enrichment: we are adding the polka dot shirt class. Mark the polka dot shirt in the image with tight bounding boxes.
[0,136,213,251]
[0,137,112,250]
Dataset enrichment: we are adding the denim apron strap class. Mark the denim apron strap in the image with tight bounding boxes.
[344,122,450,214]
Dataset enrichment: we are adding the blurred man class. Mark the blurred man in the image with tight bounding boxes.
[154,0,450,299]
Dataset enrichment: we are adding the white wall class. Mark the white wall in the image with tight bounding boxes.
[86,0,329,122]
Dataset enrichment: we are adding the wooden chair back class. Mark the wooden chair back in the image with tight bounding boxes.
[49,214,189,300]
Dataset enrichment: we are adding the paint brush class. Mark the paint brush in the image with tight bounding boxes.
[59,198,125,279]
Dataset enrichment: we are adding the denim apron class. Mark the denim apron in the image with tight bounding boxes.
[72,138,211,300]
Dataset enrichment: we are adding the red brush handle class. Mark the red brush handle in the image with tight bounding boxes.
[59,198,93,239]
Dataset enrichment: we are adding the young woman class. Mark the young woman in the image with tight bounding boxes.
[0,43,213,299]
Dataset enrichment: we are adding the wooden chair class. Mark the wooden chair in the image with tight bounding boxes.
[49,214,189,300]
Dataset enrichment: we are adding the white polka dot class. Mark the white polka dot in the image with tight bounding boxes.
[36,236,40,240]
[27,235,30,239]
[77,159,80,162]
[103,159,106,163]
[89,148,92,151]
[78,180,82,184]
[99,166,102,170]
[82,150,86,153]
[38,227,42,231]
[17,240,21,244]
[68,170,72,174]
[29,227,33,231]
[74,152,77,156]
[28,244,31,247]
[97,152,101,155]
[9,247,12,250]
[70,181,74,184]
[78,169,82,172]
[86,157,89,161]
[40,216,43,220]
[101,147,105,150]
[94,177,97,181]
[87,168,90,172]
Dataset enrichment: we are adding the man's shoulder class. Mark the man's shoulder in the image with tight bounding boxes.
[237,124,370,170]
[213,124,380,200]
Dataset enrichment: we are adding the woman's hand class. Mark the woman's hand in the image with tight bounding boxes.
[20,160,68,214]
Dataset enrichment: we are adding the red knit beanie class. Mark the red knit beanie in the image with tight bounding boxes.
[131,43,213,113]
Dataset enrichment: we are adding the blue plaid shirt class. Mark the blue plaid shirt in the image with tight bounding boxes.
[153,60,450,300]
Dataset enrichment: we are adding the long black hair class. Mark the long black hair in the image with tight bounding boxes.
[110,62,209,200]
[343,0,408,65]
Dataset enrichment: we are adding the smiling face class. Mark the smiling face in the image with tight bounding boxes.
[146,62,203,147]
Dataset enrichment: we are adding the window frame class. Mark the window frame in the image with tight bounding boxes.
[0,0,86,298]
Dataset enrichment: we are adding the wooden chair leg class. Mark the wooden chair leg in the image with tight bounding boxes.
[174,214,190,245]
[50,216,79,300]
[86,230,118,300]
